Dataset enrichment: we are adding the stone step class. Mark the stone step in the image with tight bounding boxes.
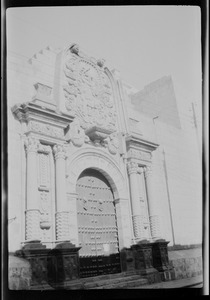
[79,271,140,283]
[30,271,148,290]
[83,274,144,289]
[90,278,149,289]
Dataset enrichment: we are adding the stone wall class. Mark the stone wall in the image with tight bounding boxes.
[8,255,32,290]
[168,248,203,279]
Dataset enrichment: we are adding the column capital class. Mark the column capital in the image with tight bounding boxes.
[144,165,152,179]
[137,166,144,174]
[53,144,66,160]
[127,161,139,175]
[24,136,39,154]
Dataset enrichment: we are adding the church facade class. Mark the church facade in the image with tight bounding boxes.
[7,44,202,282]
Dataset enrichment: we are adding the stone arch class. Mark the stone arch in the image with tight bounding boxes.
[66,148,127,200]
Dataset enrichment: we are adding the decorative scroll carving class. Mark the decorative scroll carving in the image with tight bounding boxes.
[66,118,89,147]
[103,132,119,155]
[128,148,151,161]
[28,121,64,138]
[127,161,139,175]
[63,47,117,131]
[24,137,39,154]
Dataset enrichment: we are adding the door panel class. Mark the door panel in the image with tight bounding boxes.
[76,169,121,277]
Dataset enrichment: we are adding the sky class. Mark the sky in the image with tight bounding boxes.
[6,6,202,106]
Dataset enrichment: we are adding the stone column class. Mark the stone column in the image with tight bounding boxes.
[127,161,144,242]
[53,144,70,242]
[25,136,40,241]
[144,166,161,240]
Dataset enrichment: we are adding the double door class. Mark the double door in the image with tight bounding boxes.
[76,169,121,277]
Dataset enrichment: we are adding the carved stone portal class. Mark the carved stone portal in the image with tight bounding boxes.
[63,48,117,132]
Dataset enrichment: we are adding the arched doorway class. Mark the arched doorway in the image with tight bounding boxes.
[76,168,121,277]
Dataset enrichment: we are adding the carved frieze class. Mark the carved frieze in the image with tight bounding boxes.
[28,121,64,139]
[128,148,152,161]
[63,47,117,131]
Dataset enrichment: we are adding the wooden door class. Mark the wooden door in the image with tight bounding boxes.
[76,169,121,277]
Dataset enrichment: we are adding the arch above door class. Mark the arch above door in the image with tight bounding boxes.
[66,147,128,200]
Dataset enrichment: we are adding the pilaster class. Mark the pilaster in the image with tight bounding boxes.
[127,161,145,242]
[144,166,161,240]
[53,144,70,242]
[24,136,40,241]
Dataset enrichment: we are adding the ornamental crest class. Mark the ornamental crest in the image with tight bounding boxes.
[63,45,117,131]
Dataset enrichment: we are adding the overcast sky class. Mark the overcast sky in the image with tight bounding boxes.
[6,6,202,105]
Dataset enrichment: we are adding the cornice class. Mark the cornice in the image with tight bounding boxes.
[125,133,159,152]
[11,101,74,127]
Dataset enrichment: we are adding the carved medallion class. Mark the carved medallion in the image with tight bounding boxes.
[63,48,117,131]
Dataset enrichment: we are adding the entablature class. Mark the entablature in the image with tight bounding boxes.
[11,101,73,142]
[126,133,159,163]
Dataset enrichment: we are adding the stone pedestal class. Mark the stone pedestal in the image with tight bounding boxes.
[15,241,81,289]
[151,240,175,281]
[131,242,161,284]
[47,242,81,289]
[120,248,136,273]
[15,241,49,287]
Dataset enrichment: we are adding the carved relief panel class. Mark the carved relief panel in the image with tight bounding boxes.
[63,46,117,132]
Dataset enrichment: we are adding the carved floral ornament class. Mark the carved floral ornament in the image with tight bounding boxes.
[24,136,39,153]
[63,44,117,132]
[28,121,64,139]
[127,161,152,176]
[53,144,67,160]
